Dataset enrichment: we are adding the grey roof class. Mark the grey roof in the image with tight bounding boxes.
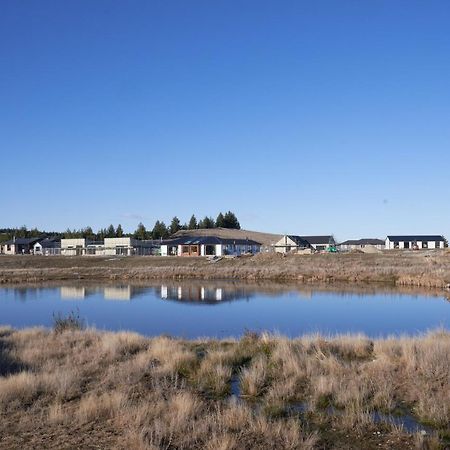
[1,237,43,246]
[162,236,261,246]
[37,238,61,248]
[387,235,445,242]
[339,239,385,246]
[301,235,334,245]
[279,236,311,247]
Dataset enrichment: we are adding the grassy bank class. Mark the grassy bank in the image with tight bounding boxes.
[1,251,450,289]
[0,326,449,449]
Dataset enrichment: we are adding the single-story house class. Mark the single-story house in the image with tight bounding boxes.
[338,238,385,252]
[103,237,158,256]
[302,235,336,251]
[0,237,43,255]
[274,235,312,253]
[33,238,61,255]
[160,236,261,257]
[385,235,446,250]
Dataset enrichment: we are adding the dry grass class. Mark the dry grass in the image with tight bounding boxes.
[0,327,449,449]
[1,251,450,289]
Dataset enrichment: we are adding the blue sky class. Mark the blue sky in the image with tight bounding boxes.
[1,1,449,241]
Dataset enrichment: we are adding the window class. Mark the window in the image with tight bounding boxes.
[394,242,399,249]
[404,242,410,249]
[422,241,428,249]
[182,246,189,253]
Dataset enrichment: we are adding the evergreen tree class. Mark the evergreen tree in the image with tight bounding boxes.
[17,225,28,238]
[169,216,181,235]
[152,221,169,239]
[200,216,215,229]
[116,224,124,238]
[223,211,241,229]
[188,214,198,230]
[134,222,147,240]
[106,224,116,238]
[83,226,95,240]
[215,212,225,228]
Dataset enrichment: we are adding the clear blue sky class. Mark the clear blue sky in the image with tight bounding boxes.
[1,1,449,241]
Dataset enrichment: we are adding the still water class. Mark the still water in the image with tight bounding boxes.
[0,281,448,338]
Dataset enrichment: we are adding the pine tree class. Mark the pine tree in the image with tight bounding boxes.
[215,212,225,228]
[134,222,147,240]
[200,216,215,229]
[188,214,198,230]
[106,224,116,238]
[116,224,124,238]
[223,211,241,229]
[152,221,169,239]
[169,216,181,235]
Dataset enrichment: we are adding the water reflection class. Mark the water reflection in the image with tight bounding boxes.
[0,281,448,338]
[160,284,254,303]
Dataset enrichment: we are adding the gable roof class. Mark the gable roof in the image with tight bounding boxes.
[277,235,311,247]
[386,235,445,242]
[301,235,334,245]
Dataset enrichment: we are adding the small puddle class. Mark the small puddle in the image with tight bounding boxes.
[287,402,309,414]
[230,374,241,399]
[371,411,433,434]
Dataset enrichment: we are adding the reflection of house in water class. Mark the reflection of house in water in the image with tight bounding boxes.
[104,286,132,301]
[160,285,252,303]
[60,286,87,299]
[59,285,147,301]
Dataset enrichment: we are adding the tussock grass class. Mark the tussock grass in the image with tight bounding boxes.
[0,327,449,449]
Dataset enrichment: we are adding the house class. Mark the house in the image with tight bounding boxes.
[385,235,446,250]
[338,239,385,252]
[302,236,336,251]
[33,238,61,255]
[160,236,262,257]
[61,238,88,256]
[274,235,311,253]
[0,237,43,255]
[103,237,159,256]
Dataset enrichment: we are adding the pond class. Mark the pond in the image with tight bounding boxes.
[0,281,448,338]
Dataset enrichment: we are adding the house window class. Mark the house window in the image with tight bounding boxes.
[404,242,410,249]
[7,245,11,251]
[422,241,428,249]
[182,246,189,254]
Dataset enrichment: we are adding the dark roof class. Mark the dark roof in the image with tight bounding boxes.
[37,238,61,248]
[278,236,311,247]
[1,237,43,246]
[387,235,445,242]
[301,235,334,245]
[161,236,261,246]
[339,239,385,246]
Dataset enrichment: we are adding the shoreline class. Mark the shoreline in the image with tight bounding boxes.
[0,325,448,449]
[0,252,449,291]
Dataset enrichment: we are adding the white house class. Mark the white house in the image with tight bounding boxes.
[160,236,261,257]
[0,237,43,255]
[61,238,87,256]
[33,238,61,255]
[274,235,311,253]
[338,238,385,252]
[385,235,446,250]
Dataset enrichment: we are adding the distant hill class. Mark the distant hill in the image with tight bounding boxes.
[172,228,282,246]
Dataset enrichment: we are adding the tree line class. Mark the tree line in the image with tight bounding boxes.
[0,211,241,242]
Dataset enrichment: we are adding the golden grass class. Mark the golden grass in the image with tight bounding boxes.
[0,327,449,449]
